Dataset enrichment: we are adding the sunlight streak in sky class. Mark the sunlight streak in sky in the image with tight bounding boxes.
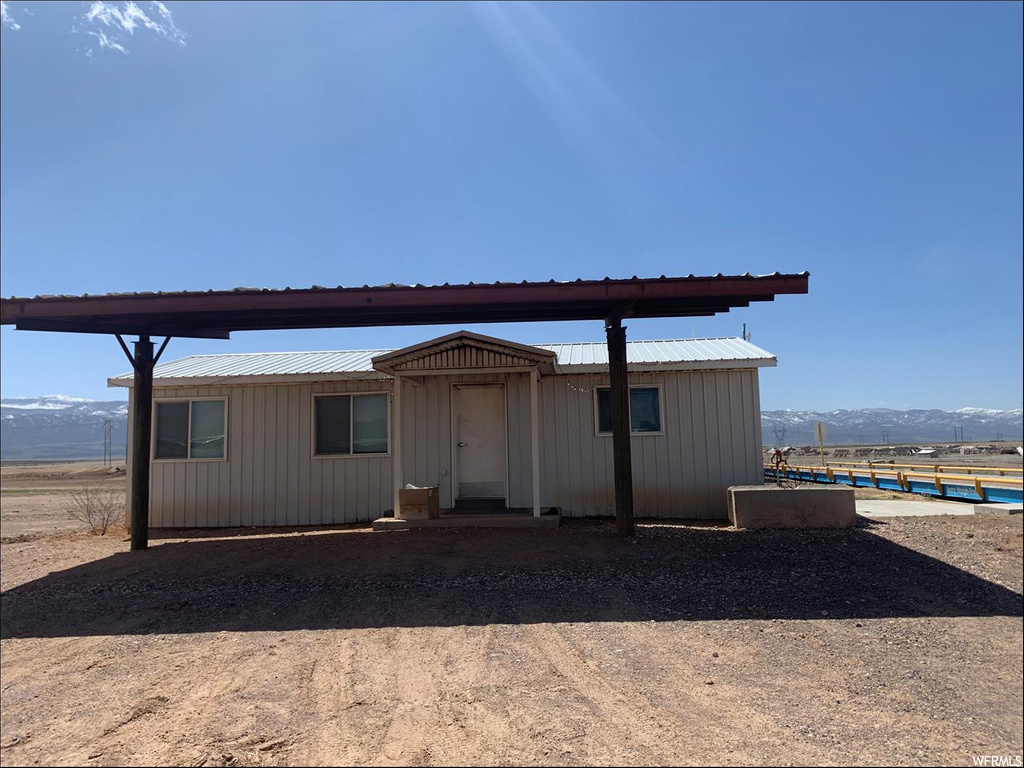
[469,1,664,164]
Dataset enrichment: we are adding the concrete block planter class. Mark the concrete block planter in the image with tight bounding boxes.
[728,485,856,529]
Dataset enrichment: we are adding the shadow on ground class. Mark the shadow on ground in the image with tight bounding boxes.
[3,520,1021,638]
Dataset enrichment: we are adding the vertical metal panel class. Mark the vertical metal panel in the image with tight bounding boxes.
[296,386,310,524]
[283,386,295,525]
[262,386,275,527]
[506,374,527,507]
[251,386,264,526]
[751,370,765,475]
[309,382,323,525]
[506,376,522,507]
[703,373,724,514]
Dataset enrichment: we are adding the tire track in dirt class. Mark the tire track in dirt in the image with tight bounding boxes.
[523,622,690,764]
[372,628,449,766]
[292,634,362,764]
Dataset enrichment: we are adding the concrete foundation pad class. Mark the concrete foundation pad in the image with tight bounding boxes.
[973,502,1024,516]
[373,513,560,531]
[857,499,974,518]
[729,485,855,529]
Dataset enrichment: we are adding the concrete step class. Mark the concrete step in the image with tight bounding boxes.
[372,513,560,531]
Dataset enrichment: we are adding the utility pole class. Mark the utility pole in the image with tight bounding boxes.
[103,420,112,467]
[772,423,787,445]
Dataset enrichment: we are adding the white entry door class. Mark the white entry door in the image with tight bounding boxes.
[454,384,507,501]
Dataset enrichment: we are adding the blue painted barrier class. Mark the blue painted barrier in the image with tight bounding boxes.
[764,466,1023,504]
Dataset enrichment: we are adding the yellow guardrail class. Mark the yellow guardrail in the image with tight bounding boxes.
[897,470,1021,485]
[821,460,1022,476]
[772,463,1023,498]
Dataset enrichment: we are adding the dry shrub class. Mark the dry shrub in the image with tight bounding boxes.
[61,484,125,535]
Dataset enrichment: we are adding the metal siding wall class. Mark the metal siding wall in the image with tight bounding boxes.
[136,367,763,527]
[147,380,393,527]
[539,369,763,519]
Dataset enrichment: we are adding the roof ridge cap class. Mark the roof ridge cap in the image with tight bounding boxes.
[167,348,398,360]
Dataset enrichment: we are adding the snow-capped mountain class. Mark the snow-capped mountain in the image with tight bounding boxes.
[1,396,129,461]
[2,395,1020,460]
[762,407,1023,446]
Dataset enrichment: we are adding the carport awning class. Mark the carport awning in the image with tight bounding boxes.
[1,272,809,339]
[0,270,809,548]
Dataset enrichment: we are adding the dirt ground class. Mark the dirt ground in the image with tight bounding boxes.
[1,512,1021,767]
[1,461,126,540]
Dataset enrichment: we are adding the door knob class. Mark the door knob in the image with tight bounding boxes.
[458,442,468,447]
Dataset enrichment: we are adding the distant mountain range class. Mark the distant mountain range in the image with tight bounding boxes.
[2,396,1021,461]
[762,407,1023,446]
[1,396,128,462]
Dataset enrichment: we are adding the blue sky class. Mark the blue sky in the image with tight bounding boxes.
[1,1,1021,410]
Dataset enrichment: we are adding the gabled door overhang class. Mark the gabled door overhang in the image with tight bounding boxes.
[370,331,556,376]
[376,331,548,521]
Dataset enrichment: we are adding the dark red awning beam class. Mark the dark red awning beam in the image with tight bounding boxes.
[1,272,808,337]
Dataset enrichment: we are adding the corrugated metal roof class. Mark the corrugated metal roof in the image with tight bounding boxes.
[536,337,773,367]
[9,273,808,301]
[110,337,775,385]
[138,349,388,379]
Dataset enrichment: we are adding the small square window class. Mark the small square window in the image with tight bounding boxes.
[596,387,662,434]
[315,393,389,456]
[155,400,226,459]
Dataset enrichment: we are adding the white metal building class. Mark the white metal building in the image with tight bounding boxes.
[109,331,774,526]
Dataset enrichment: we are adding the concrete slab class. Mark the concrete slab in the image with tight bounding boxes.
[973,502,1024,516]
[728,485,855,529]
[855,499,974,518]
[372,513,560,531]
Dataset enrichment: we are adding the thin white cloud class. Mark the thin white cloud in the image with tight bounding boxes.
[79,1,186,54]
[86,28,128,54]
[1,1,21,30]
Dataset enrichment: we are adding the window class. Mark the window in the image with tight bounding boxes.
[314,393,389,456]
[154,399,227,459]
[596,386,662,435]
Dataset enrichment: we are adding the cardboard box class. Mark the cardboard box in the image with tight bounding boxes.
[398,486,440,520]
